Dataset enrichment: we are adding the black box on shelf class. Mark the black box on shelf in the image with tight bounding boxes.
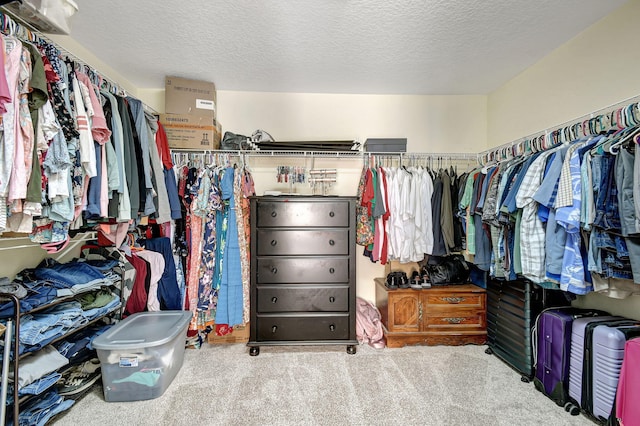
[364,138,407,152]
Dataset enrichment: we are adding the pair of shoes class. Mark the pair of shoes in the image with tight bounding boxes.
[385,271,409,289]
[410,271,422,290]
[58,358,102,397]
[419,266,432,288]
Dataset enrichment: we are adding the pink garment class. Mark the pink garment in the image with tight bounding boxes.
[100,144,108,217]
[76,72,111,144]
[11,46,34,202]
[98,222,130,247]
[1,37,22,203]
[0,36,11,114]
[187,213,203,331]
[355,297,385,349]
[135,249,165,312]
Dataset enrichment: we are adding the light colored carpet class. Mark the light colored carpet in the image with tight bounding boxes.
[52,343,592,426]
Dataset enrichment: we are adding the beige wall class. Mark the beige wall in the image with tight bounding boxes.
[488,0,640,148]
[215,92,486,302]
[487,0,640,319]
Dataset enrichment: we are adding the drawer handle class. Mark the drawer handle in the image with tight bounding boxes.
[329,324,335,332]
[271,211,277,217]
[271,297,277,303]
[443,317,466,324]
[329,211,335,217]
[329,239,335,246]
[270,240,277,246]
[329,296,335,303]
[441,297,466,304]
[272,326,278,333]
[271,267,278,274]
[329,268,335,274]
[418,302,423,322]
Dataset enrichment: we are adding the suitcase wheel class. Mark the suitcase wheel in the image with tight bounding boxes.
[563,402,580,416]
[520,376,530,383]
[484,347,493,355]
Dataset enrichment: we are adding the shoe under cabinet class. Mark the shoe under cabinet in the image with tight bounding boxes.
[374,278,487,348]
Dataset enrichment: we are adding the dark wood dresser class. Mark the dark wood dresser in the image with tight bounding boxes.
[375,278,487,348]
[248,196,358,355]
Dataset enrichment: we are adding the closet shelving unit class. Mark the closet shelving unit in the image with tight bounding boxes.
[170,149,480,172]
[0,231,123,424]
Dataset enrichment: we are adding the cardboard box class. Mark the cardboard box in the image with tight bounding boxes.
[160,113,221,150]
[208,323,249,344]
[165,76,216,116]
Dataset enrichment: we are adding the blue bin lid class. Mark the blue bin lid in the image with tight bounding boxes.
[93,311,192,350]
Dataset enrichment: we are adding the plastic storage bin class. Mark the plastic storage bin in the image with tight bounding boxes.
[92,311,192,402]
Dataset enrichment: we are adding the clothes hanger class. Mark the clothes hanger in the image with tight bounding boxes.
[608,125,640,154]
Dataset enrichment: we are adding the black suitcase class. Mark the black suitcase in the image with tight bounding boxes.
[486,279,568,382]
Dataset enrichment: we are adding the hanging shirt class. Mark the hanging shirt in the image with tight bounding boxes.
[72,77,97,178]
[556,145,591,293]
[515,149,557,283]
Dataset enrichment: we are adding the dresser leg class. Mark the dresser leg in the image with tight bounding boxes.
[249,346,260,356]
[346,345,357,355]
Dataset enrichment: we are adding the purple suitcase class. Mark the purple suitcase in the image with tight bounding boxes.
[568,316,621,409]
[533,308,607,411]
[591,324,640,422]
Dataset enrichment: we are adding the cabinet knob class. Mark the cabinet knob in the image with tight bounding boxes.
[329,268,335,274]
[271,211,277,217]
[329,324,335,332]
[271,267,278,274]
[272,325,278,333]
[329,296,335,303]
[270,240,277,246]
[329,211,335,217]
[271,297,278,303]
[329,239,335,246]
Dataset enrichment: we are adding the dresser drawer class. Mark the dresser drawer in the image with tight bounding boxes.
[424,311,486,330]
[256,314,350,341]
[256,229,349,256]
[256,286,349,312]
[256,257,349,283]
[256,200,350,228]
[424,292,485,310]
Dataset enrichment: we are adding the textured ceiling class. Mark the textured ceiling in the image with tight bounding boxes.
[67,0,628,95]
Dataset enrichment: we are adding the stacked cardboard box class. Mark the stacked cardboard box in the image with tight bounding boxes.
[160,76,222,150]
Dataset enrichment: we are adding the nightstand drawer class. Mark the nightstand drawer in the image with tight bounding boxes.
[256,314,350,341]
[424,311,486,330]
[256,257,349,283]
[424,292,485,309]
[256,200,350,228]
[256,229,349,256]
[256,286,349,312]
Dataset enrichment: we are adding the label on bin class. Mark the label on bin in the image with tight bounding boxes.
[119,356,139,367]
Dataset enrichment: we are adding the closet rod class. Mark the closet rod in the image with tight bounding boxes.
[170,149,478,160]
[0,10,158,114]
[478,92,640,164]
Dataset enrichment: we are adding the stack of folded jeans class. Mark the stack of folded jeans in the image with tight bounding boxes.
[33,258,109,297]
[13,389,74,426]
[18,302,88,355]
[0,279,57,318]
